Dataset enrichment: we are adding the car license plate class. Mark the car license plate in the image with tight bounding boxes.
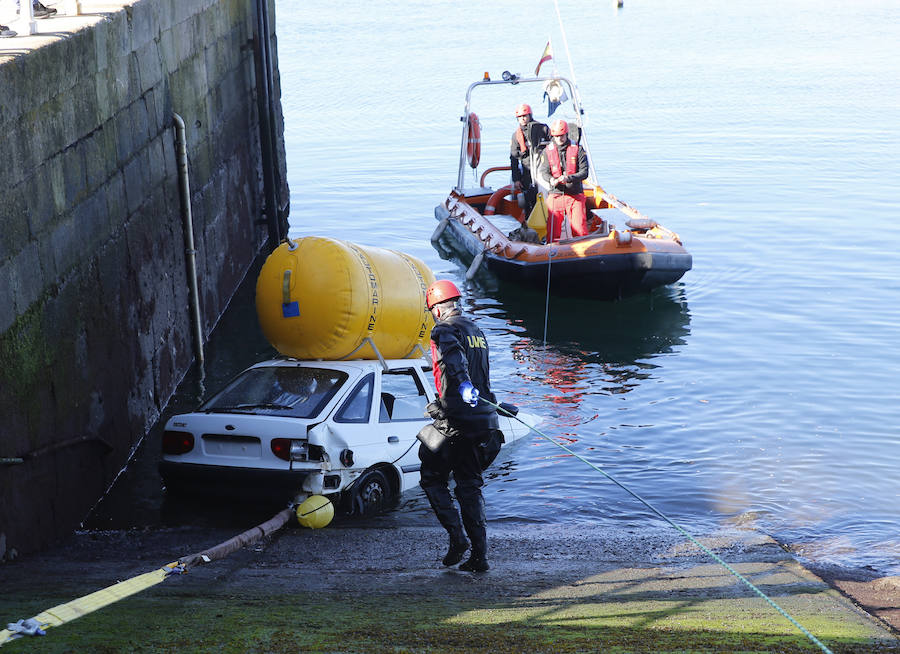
[202,434,262,457]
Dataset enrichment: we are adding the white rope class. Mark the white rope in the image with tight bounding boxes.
[552,0,580,93]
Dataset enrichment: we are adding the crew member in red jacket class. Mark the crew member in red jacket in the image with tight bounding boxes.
[419,280,502,573]
[537,119,589,242]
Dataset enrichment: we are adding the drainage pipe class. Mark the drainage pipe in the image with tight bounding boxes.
[173,113,205,366]
[258,0,285,221]
[253,0,281,247]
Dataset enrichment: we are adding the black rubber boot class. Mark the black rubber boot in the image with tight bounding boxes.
[442,536,469,566]
[459,555,489,572]
[456,482,488,572]
[424,485,468,566]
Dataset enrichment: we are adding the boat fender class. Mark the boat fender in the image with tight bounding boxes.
[466,250,486,281]
[466,113,481,168]
[614,230,633,247]
[431,216,450,242]
[625,218,657,231]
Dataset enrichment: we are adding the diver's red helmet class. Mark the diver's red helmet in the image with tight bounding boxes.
[550,119,569,136]
[426,280,461,310]
[515,103,532,117]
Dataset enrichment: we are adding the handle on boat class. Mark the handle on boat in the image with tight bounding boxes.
[479,166,511,188]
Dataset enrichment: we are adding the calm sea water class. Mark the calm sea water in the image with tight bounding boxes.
[277,0,900,576]
[89,1,900,578]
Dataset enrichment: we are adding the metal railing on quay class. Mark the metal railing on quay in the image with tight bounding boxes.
[1,1,81,37]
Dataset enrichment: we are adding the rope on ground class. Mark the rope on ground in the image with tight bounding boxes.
[0,507,293,647]
[179,507,293,569]
[484,397,835,654]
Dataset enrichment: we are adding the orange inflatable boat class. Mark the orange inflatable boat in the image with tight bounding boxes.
[432,72,692,300]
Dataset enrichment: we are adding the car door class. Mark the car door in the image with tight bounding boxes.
[377,367,432,491]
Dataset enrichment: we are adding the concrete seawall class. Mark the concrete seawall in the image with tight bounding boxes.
[0,0,289,557]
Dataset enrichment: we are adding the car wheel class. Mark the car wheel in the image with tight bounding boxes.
[352,469,392,516]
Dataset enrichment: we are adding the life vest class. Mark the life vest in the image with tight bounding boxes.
[514,127,527,155]
[547,143,579,177]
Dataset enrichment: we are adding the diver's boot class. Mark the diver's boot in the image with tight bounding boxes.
[442,534,469,566]
[458,523,488,572]
[424,485,468,566]
[458,555,489,572]
[456,482,488,573]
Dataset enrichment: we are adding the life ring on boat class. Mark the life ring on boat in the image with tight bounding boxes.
[466,113,481,168]
[484,184,525,222]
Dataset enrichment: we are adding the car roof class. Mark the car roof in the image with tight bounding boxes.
[248,357,432,372]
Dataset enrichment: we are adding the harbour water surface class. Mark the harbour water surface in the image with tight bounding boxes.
[278,0,900,576]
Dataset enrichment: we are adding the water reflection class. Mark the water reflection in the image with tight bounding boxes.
[465,269,690,352]
[469,279,691,398]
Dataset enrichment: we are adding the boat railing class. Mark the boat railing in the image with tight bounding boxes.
[457,75,594,190]
[479,166,510,188]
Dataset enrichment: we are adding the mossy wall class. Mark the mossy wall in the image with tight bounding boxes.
[0,0,288,556]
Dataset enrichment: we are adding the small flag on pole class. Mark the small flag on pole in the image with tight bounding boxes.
[535,40,553,76]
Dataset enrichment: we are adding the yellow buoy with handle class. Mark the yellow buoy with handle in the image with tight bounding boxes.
[256,236,435,360]
[296,495,335,529]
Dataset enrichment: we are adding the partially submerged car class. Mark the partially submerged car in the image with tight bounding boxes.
[159,357,537,514]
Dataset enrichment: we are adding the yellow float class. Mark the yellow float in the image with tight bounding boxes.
[256,236,435,360]
[295,495,334,529]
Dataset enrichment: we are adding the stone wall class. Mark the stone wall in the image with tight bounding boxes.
[0,0,288,557]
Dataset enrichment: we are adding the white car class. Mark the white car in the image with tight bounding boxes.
[159,357,537,514]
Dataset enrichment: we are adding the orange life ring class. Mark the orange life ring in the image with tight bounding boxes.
[484,184,525,223]
[466,113,481,168]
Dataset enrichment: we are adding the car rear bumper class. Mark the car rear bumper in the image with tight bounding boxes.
[159,461,312,499]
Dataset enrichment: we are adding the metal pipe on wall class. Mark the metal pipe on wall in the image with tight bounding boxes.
[253,0,282,247]
[258,0,287,224]
[173,113,205,365]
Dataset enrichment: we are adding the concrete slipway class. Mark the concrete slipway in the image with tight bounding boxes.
[0,520,897,652]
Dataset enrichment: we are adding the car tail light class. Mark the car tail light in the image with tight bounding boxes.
[272,438,309,461]
[271,438,290,461]
[162,430,194,455]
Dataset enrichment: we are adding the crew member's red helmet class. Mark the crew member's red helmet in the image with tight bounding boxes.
[550,119,569,136]
[426,280,461,310]
[515,103,532,117]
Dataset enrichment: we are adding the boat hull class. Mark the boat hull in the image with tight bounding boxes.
[434,198,692,300]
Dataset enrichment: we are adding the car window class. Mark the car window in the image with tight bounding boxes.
[379,369,429,423]
[334,373,374,423]
[201,366,348,418]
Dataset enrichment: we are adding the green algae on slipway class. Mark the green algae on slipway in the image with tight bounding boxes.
[1,561,896,653]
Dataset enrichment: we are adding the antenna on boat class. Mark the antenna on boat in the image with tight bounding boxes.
[552,0,581,103]
[551,0,600,188]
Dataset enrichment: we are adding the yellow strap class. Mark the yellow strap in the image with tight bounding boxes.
[0,562,180,646]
